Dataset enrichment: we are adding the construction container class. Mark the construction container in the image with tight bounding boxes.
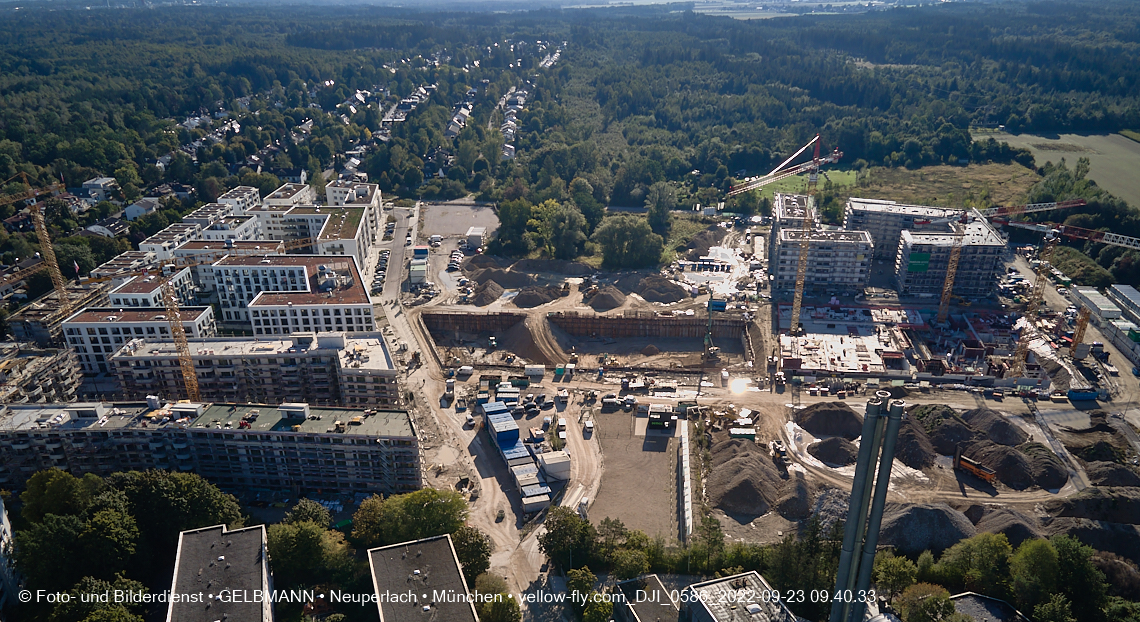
[538,450,571,480]
[521,494,551,513]
[412,245,430,258]
[525,365,545,378]
[729,427,757,440]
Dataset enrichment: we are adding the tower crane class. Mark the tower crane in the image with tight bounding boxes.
[0,173,68,312]
[726,134,843,197]
[1071,307,1091,358]
[1011,230,1058,378]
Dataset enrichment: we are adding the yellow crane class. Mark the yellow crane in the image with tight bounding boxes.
[1011,231,1058,378]
[789,136,837,336]
[0,173,68,310]
[1070,307,1091,359]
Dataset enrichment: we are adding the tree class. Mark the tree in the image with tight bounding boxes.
[453,525,493,586]
[478,593,522,622]
[611,549,649,580]
[874,551,918,601]
[645,181,675,233]
[48,575,147,622]
[15,513,87,591]
[547,203,587,260]
[267,520,354,589]
[1052,534,1109,622]
[350,488,468,548]
[283,498,332,528]
[567,566,597,612]
[20,469,104,522]
[538,507,596,570]
[570,177,604,232]
[934,532,1012,597]
[1036,594,1077,622]
[591,214,664,269]
[1011,538,1059,611]
[583,593,614,622]
[896,584,956,622]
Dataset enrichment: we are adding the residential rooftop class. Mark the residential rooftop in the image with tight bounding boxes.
[683,572,796,622]
[615,575,679,622]
[216,185,260,202]
[109,272,187,295]
[117,331,395,372]
[92,251,157,275]
[289,205,367,240]
[901,217,1004,246]
[182,202,232,224]
[779,229,873,243]
[847,197,958,217]
[368,534,478,622]
[168,524,268,622]
[140,222,201,245]
[212,254,369,306]
[175,239,283,252]
[265,183,310,201]
[62,306,211,325]
[773,193,817,222]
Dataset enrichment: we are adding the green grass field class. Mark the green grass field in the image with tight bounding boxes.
[746,170,859,200]
[1121,130,1140,144]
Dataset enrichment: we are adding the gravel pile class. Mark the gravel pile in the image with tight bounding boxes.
[962,408,1028,446]
[465,255,504,270]
[708,438,785,518]
[967,441,1067,490]
[879,503,976,555]
[810,488,850,533]
[1086,461,1140,487]
[794,402,864,440]
[1046,487,1140,525]
[510,259,594,275]
[808,437,859,466]
[472,280,505,306]
[470,267,535,289]
[895,418,937,469]
[975,507,1042,548]
[641,344,661,356]
[1045,518,1140,565]
[589,285,627,310]
[685,227,729,260]
[774,475,814,520]
[637,275,688,303]
[513,285,561,308]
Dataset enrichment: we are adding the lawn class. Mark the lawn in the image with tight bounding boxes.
[847,162,1039,208]
[749,170,859,200]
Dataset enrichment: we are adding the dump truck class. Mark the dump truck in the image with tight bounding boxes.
[953,447,997,483]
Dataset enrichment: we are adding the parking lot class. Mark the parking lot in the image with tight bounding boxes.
[422,200,499,238]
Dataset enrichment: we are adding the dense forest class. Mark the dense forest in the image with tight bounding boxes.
[1,2,1140,284]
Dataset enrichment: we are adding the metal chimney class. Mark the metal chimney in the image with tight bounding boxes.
[829,392,889,622]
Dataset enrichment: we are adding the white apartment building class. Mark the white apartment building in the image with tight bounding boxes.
[199,216,261,242]
[215,185,261,214]
[774,229,874,294]
[844,198,956,259]
[108,267,195,308]
[263,182,315,207]
[61,307,216,374]
[182,202,233,226]
[326,180,382,209]
[895,216,1005,298]
[138,222,202,260]
[208,255,373,332]
[172,240,284,293]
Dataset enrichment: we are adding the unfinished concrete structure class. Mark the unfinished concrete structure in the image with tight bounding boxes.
[111,331,399,406]
[895,216,1004,298]
[0,344,81,403]
[8,281,114,347]
[844,198,953,259]
[774,229,873,294]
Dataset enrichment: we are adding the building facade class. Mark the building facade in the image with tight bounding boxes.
[0,344,81,404]
[9,282,114,347]
[844,198,956,259]
[139,222,203,260]
[112,332,399,407]
[62,307,216,374]
[895,217,1005,298]
[774,229,873,294]
[0,401,422,494]
[215,185,262,214]
[108,267,196,308]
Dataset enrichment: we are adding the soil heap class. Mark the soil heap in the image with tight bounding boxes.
[641,344,661,356]
[589,285,627,311]
[879,503,976,555]
[469,267,535,289]
[1086,462,1140,487]
[910,404,979,455]
[808,437,858,466]
[637,275,688,303]
[967,441,1068,490]
[464,255,504,270]
[974,507,1043,548]
[895,418,937,469]
[685,226,729,260]
[510,259,594,275]
[707,437,786,518]
[794,402,863,440]
[513,285,562,308]
[472,280,505,306]
[962,408,1028,446]
[1056,413,1131,463]
[774,474,814,520]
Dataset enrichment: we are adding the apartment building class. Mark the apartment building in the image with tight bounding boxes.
[91,250,158,279]
[208,254,373,332]
[172,240,285,293]
[0,401,422,494]
[199,216,262,242]
[182,202,234,226]
[0,344,81,404]
[262,182,316,208]
[844,198,955,259]
[112,332,399,407]
[289,205,377,274]
[9,282,113,347]
[895,216,1005,298]
[61,307,216,374]
[774,229,873,294]
[107,267,195,308]
[168,524,274,622]
[772,193,817,232]
[139,222,203,260]
[215,185,262,215]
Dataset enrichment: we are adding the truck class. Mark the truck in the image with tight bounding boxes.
[445,379,455,396]
[953,447,997,483]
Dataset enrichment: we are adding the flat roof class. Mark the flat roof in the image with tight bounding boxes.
[1075,287,1122,313]
[183,203,231,220]
[773,193,817,221]
[62,306,211,325]
[847,197,956,217]
[368,534,478,622]
[288,205,366,240]
[212,255,369,306]
[110,271,190,295]
[901,218,1004,247]
[117,332,395,372]
[1109,284,1140,307]
[684,572,795,622]
[616,575,679,622]
[175,240,283,252]
[92,251,157,273]
[168,524,267,622]
[780,229,873,243]
[140,222,201,244]
[265,183,310,201]
[217,186,260,200]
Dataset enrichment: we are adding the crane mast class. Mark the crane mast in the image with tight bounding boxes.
[1011,233,1058,378]
[161,279,200,402]
[936,220,966,325]
[1070,307,1091,359]
[789,137,826,336]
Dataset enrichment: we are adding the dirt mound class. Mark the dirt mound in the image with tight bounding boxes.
[472,280,505,306]
[967,441,1067,490]
[962,408,1028,446]
[1086,461,1140,487]
[909,405,979,455]
[469,267,535,289]
[707,438,785,518]
[1046,487,1140,525]
[975,508,1042,548]
[1092,552,1140,600]
[1075,440,1125,463]
[496,318,563,366]
[1044,518,1140,563]
[685,226,729,260]
[464,255,506,270]
[513,285,561,308]
[808,437,858,466]
[774,476,813,520]
[641,344,660,356]
[1056,413,1131,464]
[895,418,937,469]
[589,285,626,311]
[637,275,688,303]
[879,503,976,555]
[794,402,863,440]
